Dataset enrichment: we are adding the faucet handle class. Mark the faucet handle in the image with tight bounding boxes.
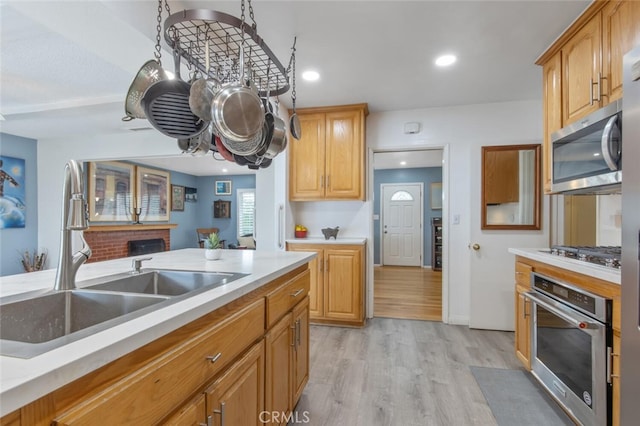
[131,257,152,273]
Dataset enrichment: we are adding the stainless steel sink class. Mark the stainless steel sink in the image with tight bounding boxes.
[0,269,248,358]
[82,270,247,296]
[0,290,168,358]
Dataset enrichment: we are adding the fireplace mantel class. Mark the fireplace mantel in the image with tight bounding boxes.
[87,224,178,232]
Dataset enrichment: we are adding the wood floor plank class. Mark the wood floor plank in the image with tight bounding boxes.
[374,266,442,321]
[295,318,527,426]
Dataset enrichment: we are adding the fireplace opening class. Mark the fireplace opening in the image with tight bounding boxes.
[128,238,166,256]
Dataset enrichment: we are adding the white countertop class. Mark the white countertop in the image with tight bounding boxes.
[508,248,621,285]
[286,237,366,245]
[0,248,315,416]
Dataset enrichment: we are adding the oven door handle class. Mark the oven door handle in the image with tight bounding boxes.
[524,291,599,330]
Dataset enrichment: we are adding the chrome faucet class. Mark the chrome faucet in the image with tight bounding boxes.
[131,257,152,274]
[54,160,92,291]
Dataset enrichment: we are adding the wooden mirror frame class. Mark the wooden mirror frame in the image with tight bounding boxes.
[481,144,541,230]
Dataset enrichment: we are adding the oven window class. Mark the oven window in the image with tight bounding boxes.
[536,304,593,407]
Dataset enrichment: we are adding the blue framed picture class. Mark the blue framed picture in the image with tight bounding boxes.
[0,155,26,228]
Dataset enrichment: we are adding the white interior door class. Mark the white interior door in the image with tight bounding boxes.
[469,146,549,330]
[382,183,422,266]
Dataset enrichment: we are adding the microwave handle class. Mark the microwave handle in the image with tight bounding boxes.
[601,114,620,171]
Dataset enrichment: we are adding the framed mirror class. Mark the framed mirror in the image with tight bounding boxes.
[481,144,541,230]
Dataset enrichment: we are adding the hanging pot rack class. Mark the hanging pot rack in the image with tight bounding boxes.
[164,9,290,97]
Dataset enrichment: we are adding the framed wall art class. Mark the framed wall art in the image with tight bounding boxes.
[0,155,26,228]
[185,186,198,202]
[171,184,185,211]
[88,161,135,222]
[215,180,232,195]
[136,166,170,221]
[214,200,231,218]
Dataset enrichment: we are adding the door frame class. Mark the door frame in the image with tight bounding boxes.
[380,182,424,266]
[367,145,450,323]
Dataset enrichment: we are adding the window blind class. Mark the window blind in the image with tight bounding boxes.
[237,188,255,237]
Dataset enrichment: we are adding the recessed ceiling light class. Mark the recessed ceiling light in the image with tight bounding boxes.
[302,70,320,81]
[593,153,600,157]
[400,161,407,166]
[222,168,228,173]
[435,54,457,67]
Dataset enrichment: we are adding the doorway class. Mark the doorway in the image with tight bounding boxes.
[371,149,444,322]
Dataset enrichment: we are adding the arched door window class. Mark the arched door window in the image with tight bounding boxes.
[390,190,414,201]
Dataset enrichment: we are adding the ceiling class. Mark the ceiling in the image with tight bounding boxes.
[0,0,590,176]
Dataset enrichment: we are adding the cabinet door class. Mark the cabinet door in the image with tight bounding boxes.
[265,313,293,426]
[324,109,364,200]
[483,150,520,203]
[162,394,206,426]
[287,246,324,319]
[289,113,326,200]
[562,15,602,125]
[292,297,310,408]
[542,52,562,194]
[205,340,265,426]
[324,248,362,322]
[515,287,531,369]
[602,0,640,103]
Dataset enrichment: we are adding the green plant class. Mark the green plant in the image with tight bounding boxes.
[205,232,222,249]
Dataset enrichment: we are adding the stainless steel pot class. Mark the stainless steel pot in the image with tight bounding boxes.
[122,60,168,121]
[263,112,288,159]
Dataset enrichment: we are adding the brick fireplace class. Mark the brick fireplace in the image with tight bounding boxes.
[83,224,176,263]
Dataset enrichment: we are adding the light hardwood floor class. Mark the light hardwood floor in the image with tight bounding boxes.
[374,266,442,321]
[295,318,522,426]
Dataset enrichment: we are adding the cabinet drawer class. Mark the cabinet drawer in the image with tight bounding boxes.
[266,269,310,328]
[515,262,532,287]
[54,299,265,425]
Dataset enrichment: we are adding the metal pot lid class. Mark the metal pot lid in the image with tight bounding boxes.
[211,85,264,142]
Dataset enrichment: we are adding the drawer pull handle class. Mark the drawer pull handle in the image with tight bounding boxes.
[213,402,226,426]
[291,288,304,297]
[206,352,222,363]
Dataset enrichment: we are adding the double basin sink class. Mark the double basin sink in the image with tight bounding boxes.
[0,269,248,358]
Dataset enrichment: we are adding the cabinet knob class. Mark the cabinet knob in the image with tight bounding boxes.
[471,243,480,251]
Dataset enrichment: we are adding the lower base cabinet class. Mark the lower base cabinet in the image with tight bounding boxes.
[287,243,365,326]
[515,286,531,369]
[205,340,265,426]
[4,265,311,426]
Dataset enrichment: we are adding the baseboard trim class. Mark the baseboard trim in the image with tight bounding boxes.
[447,315,469,326]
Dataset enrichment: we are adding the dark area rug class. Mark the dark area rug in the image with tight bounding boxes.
[470,366,574,426]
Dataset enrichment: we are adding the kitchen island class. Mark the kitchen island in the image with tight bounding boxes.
[0,248,315,424]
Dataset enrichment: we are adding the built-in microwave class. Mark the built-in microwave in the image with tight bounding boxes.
[551,100,622,194]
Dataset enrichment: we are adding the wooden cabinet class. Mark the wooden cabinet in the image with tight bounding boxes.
[264,298,309,425]
[514,262,532,369]
[537,0,640,193]
[287,243,365,326]
[7,264,312,426]
[265,312,293,426]
[562,15,602,124]
[292,296,309,406]
[162,394,206,426]
[205,340,265,426]
[542,52,562,193]
[602,0,640,104]
[289,104,368,201]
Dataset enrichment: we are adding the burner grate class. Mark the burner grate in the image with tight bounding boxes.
[550,245,621,269]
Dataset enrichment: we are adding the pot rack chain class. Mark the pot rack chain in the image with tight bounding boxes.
[164,9,289,96]
[154,0,172,66]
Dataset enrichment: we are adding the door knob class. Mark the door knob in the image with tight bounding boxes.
[472,243,480,251]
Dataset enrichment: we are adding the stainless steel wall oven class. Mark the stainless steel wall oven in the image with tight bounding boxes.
[525,273,612,426]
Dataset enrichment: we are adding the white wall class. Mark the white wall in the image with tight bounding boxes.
[366,100,549,324]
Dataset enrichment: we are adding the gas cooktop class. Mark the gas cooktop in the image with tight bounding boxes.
[549,245,621,269]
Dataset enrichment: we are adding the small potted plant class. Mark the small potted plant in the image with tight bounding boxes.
[204,232,222,260]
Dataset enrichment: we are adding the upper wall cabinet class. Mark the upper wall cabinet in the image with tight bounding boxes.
[288,104,368,201]
[537,0,640,194]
